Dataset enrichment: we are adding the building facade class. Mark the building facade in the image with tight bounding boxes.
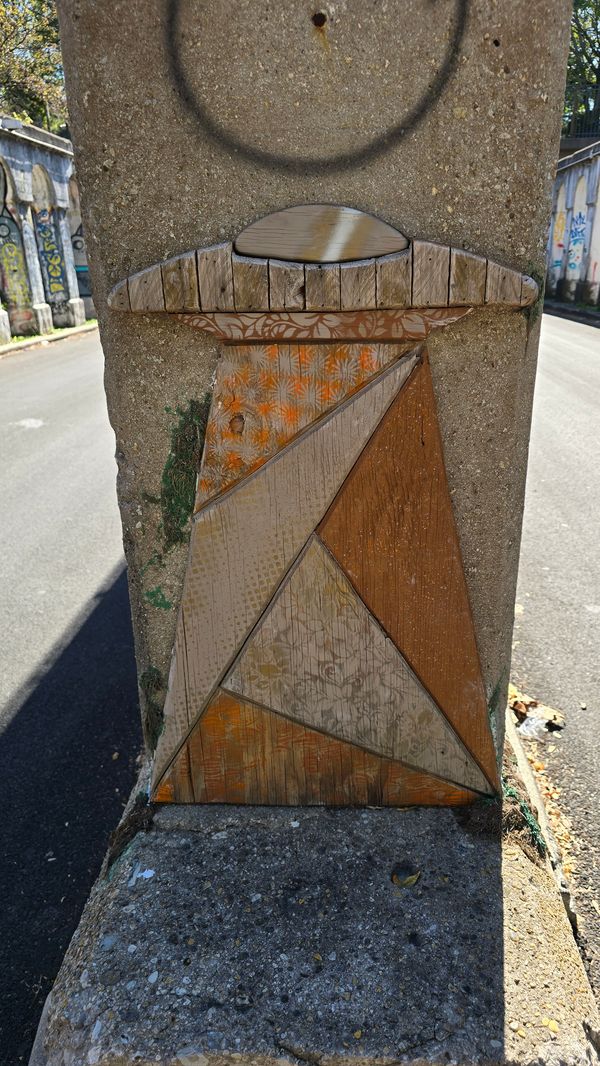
[0,118,93,343]
[547,140,600,306]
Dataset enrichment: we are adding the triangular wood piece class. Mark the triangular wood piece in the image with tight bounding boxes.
[319,356,499,790]
[153,689,479,807]
[223,537,490,794]
[195,341,415,509]
[152,350,420,789]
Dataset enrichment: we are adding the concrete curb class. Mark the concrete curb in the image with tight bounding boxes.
[543,301,600,328]
[0,321,98,358]
[505,713,579,933]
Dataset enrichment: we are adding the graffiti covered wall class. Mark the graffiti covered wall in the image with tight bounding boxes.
[0,122,90,338]
[547,141,600,305]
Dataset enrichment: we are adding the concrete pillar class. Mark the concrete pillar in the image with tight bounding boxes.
[18,204,53,334]
[57,206,86,325]
[56,0,570,766]
[0,297,10,343]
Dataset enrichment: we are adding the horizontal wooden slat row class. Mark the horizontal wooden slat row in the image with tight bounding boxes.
[108,240,539,314]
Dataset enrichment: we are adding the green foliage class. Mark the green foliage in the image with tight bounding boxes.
[0,1,67,130]
[564,1,600,135]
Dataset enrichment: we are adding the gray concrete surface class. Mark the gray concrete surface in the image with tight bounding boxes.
[56,0,570,759]
[0,331,141,1062]
[512,313,600,996]
[32,800,600,1066]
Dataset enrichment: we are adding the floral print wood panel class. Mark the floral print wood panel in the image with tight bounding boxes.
[224,537,491,794]
[195,341,412,509]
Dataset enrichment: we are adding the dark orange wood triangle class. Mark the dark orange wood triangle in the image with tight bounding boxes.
[318,354,499,790]
[153,689,478,806]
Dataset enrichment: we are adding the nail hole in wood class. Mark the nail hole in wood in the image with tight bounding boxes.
[312,11,327,27]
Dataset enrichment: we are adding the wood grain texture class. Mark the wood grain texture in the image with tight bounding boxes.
[161,251,200,313]
[412,240,450,307]
[175,306,471,342]
[376,249,412,308]
[340,259,376,310]
[224,537,491,793]
[235,205,408,263]
[304,263,341,310]
[268,260,305,310]
[485,261,523,305]
[197,242,235,311]
[106,278,130,311]
[232,252,269,311]
[319,356,499,790]
[128,264,165,312]
[153,689,479,806]
[195,342,414,509]
[520,275,539,307]
[152,351,419,789]
[449,249,487,306]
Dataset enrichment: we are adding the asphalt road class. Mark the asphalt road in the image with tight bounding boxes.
[0,332,141,1063]
[513,313,600,996]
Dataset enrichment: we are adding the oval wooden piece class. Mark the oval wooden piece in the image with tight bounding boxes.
[235,205,408,263]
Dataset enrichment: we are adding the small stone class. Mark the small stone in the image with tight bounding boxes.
[127,944,137,954]
[509,1021,519,1031]
[91,1020,102,1042]
[79,969,90,988]
[148,971,159,984]
[548,1020,560,1033]
[250,893,262,903]
[353,1030,362,1039]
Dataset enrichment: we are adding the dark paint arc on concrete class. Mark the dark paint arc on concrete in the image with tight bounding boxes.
[164,0,469,175]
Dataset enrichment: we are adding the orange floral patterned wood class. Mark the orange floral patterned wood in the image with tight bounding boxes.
[153,689,478,807]
[195,341,414,509]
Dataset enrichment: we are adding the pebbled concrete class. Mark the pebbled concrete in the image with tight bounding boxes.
[32,796,600,1066]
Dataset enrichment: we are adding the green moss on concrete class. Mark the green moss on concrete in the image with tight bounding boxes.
[502,777,547,858]
[139,666,166,750]
[144,586,173,611]
[160,396,211,552]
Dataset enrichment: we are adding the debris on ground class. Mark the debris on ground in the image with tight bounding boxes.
[508,684,575,880]
[508,683,565,740]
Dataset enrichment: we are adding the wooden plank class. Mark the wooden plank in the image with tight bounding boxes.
[128,264,165,312]
[339,259,376,310]
[485,261,523,305]
[153,688,478,806]
[176,306,471,342]
[268,260,305,310]
[235,205,408,263]
[195,342,413,509]
[197,242,235,311]
[224,536,490,793]
[376,249,412,308]
[520,275,539,307]
[412,240,451,307]
[161,250,201,313]
[231,252,269,311]
[151,351,419,790]
[107,278,130,311]
[319,356,499,791]
[304,263,340,310]
[449,249,487,306]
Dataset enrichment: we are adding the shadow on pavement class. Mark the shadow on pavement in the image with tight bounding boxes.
[0,566,142,1063]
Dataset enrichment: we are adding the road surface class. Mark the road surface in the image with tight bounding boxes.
[513,313,600,996]
[0,331,141,1063]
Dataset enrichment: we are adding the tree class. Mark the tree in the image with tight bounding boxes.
[564,0,600,136]
[0,1,67,131]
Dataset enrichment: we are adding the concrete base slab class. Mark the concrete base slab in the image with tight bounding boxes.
[0,308,10,343]
[33,302,54,335]
[31,799,599,1066]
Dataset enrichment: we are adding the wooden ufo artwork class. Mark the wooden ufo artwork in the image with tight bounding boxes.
[109,205,537,807]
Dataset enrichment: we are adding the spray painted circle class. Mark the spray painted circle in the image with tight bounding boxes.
[165,0,469,175]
